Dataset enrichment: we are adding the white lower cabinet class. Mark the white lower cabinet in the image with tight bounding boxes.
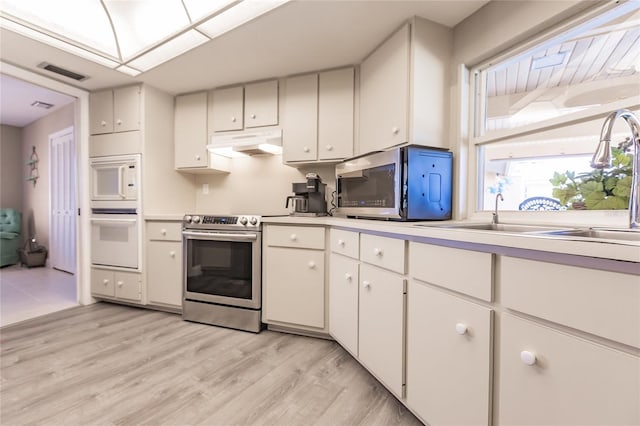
[358,263,406,397]
[91,268,142,302]
[329,252,359,356]
[146,221,182,309]
[498,313,640,426]
[407,280,492,425]
[263,225,326,331]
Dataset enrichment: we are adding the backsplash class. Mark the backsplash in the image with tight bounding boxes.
[195,154,336,215]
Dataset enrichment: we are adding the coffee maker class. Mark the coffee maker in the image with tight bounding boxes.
[286,173,327,216]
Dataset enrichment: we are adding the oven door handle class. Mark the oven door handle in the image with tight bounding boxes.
[182,231,258,241]
[90,218,137,226]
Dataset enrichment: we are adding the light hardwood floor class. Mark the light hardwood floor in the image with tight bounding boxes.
[1,303,422,426]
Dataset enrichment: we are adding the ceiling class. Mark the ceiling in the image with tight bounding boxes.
[0,0,488,100]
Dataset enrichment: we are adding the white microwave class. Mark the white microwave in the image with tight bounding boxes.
[90,154,140,207]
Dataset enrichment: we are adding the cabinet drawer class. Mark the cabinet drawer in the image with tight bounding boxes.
[147,221,182,241]
[500,256,640,348]
[330,228,359,259]
[360,233,405,274]
[498,313,640,425]
[410,242,493,301]
[91,268,115,297]
[266,225,325,249]
[114,270,142,301]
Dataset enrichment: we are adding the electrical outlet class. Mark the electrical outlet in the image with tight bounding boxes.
[202,183,209,195]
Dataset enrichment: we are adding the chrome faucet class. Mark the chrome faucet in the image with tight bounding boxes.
[492,193,503,225]
[592,109,640,229]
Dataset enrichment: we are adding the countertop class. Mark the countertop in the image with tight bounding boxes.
[262,215,640,267]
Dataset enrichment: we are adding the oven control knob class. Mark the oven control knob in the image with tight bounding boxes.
[249,217,258,225]
[184,215,192,224]
[239,217,248,226]
[192,215,201,224]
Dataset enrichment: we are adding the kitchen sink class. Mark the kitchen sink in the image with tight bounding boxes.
[417,223,576,233]
[540,228,640,242]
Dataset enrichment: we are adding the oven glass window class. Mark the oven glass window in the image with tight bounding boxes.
[186,239,253,299]
[338,163,396,208]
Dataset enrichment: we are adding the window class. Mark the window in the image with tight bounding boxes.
[471,1,640,213]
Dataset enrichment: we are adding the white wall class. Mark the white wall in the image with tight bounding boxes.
[21,103,75,248]
[195,155,336,216]
[0,124,23,211]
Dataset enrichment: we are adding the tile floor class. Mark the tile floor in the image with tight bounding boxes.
[0,264,77,327]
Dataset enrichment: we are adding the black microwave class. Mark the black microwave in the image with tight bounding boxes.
[335,145,452,221]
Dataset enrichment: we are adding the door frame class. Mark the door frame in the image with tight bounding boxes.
[49,125,76,274]
[1,61,92,305]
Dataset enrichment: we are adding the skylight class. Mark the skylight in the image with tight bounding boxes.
[0,0,289,76]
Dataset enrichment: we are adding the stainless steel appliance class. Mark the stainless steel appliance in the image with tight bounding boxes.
[90,154,140,209]
[285,173,327,216]
[182,214,263,333]
[336,145,453,220]
[90,208,140,269]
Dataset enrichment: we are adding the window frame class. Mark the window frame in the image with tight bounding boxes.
[465,0,640,228]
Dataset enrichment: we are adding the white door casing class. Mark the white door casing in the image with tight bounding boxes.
[49,126,76,274]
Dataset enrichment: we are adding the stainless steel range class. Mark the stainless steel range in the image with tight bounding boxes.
[182,214,263,333]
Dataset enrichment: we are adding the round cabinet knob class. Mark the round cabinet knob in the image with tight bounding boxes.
[303,146,310,153]
[363,281,371,289]
[338,239,345,247]
[116,119,123,126]
[100,120,107,127]
[231,116,236,122]
[345,273,352,281]
[102,279,109,285]
[520,350,537,366]
[169,251,176,258]
[239,217,248,225]
[373,248,383,256]
[195,155,201,161]
[117,281,124,287]
[326,145,333,151]
[290,234,297,241]
[391,127,400,135]
[251,114,256,119]
[455,323,468,335]
[161,229,167,235]
[308,261,316,269]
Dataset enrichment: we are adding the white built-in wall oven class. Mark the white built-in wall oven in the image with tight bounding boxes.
[90,154,141,270]
[182,214,263,333]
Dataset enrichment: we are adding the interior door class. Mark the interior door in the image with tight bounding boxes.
[50,126,76,274]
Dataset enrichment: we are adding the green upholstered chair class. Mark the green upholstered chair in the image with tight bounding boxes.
[0,209,21,267]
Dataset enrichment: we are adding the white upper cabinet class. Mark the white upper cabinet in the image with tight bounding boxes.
[90,85,141,135]
[210,86,244,132]
[244,80,279,128]
[359,17,452,154]
[283,67,354,164]
[174,92,208,169]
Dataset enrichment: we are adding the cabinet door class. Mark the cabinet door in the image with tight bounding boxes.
[114,271,142,301]
[359,263,405,397]
[147,241,182,307]
[89,90,113,134]
[211,86,244,132]
[113,86,141,132]
[498,313,640,425]
[359,23,409,154]
[282,73,318,163]
[91,268,115,297]
[318,67,354,160]
[329,253,359,355]
[407,281,492,425]
[264,247,324,328]
[245,80,278,128]
[175,92,208,169]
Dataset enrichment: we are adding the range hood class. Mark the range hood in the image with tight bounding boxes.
[207,129,283,158]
